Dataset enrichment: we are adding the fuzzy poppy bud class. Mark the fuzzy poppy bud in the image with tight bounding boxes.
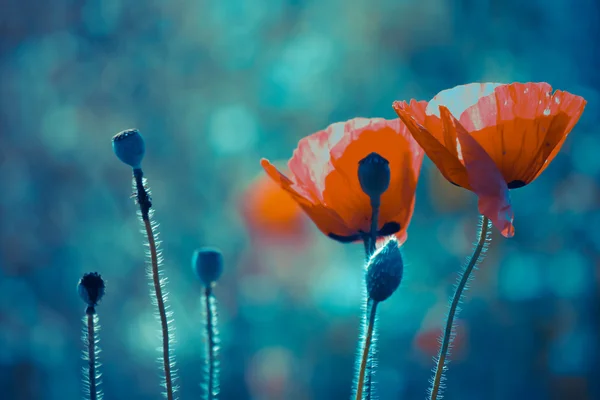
[112,129,145,168]
[78,272,106,308]
[366,238,403,302]
[192,247,224,286]
[358,152,390,199]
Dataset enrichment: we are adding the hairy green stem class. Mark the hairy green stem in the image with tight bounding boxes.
[429,216,491,400]
[144,218,175,400]
[204,287,220,399]
[354,300,378,400]
[85,308,98,400]
[134,168,176,400]
[363,197,380,400]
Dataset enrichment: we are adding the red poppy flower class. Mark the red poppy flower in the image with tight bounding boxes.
[260,115,426,244]
[240,168,307,242]
[393,82,586,237]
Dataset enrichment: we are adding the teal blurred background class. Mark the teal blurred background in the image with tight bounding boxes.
[1,0,599,399]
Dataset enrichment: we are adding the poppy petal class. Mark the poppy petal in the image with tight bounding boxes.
[399,99,428,124]
[439,105,460,159]
[398,99,448,147]
[393,101,470,189]
[427,83,503,119]
[287,122,346,203]
[461,82,556,183]
[428,83,502,164]
[315,119,375,232]
[440,107,515,238]
[328,117,424,240]
[260,158,355,238]
[530,90,587,181]
[461,83,586,185]
[396,100,446,158]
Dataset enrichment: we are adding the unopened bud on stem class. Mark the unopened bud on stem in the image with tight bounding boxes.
[366,238,403,302]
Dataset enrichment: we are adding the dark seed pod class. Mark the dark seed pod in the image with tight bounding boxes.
[112,129,146,168]
[192,247,224,286]
[358,152,391,199]
[78,272,106,308]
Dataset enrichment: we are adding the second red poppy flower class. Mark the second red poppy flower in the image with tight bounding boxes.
[261,113,426,245]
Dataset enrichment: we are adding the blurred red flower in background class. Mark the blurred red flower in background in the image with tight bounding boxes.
[261,114,426,245]
[413,323,467,360]
[394,83,586,238]
[241,167,308,244]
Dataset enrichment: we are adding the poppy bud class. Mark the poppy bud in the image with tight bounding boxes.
[112,128,146,168]
[358,152,390,199]
[366,238,403,302]
[78,272,106,308]
[192,247,224,286]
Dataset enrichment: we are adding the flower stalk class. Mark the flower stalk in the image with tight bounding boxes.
[85,311,98,400]
[355,299,378,400]
[112,129,177,400]
[134,169,177,400]
[429,215,491,400]
[353,152,394,400]
[78,273,105,400]
[203,286,220,399]
[192,248,224,400]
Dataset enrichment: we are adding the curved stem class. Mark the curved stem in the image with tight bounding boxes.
[355,300,378,400]
[364,322,376,400]
[134,168,175,400]
[86,308,97,400]
[363,198,380,400]
[429,216,491,400]
[144,218,175,400]
[205,288,215,399]
[204,287,219,399]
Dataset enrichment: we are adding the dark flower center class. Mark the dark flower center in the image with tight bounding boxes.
[507,180,527,189]
[328,221,401,243]
[358,152,391,199]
